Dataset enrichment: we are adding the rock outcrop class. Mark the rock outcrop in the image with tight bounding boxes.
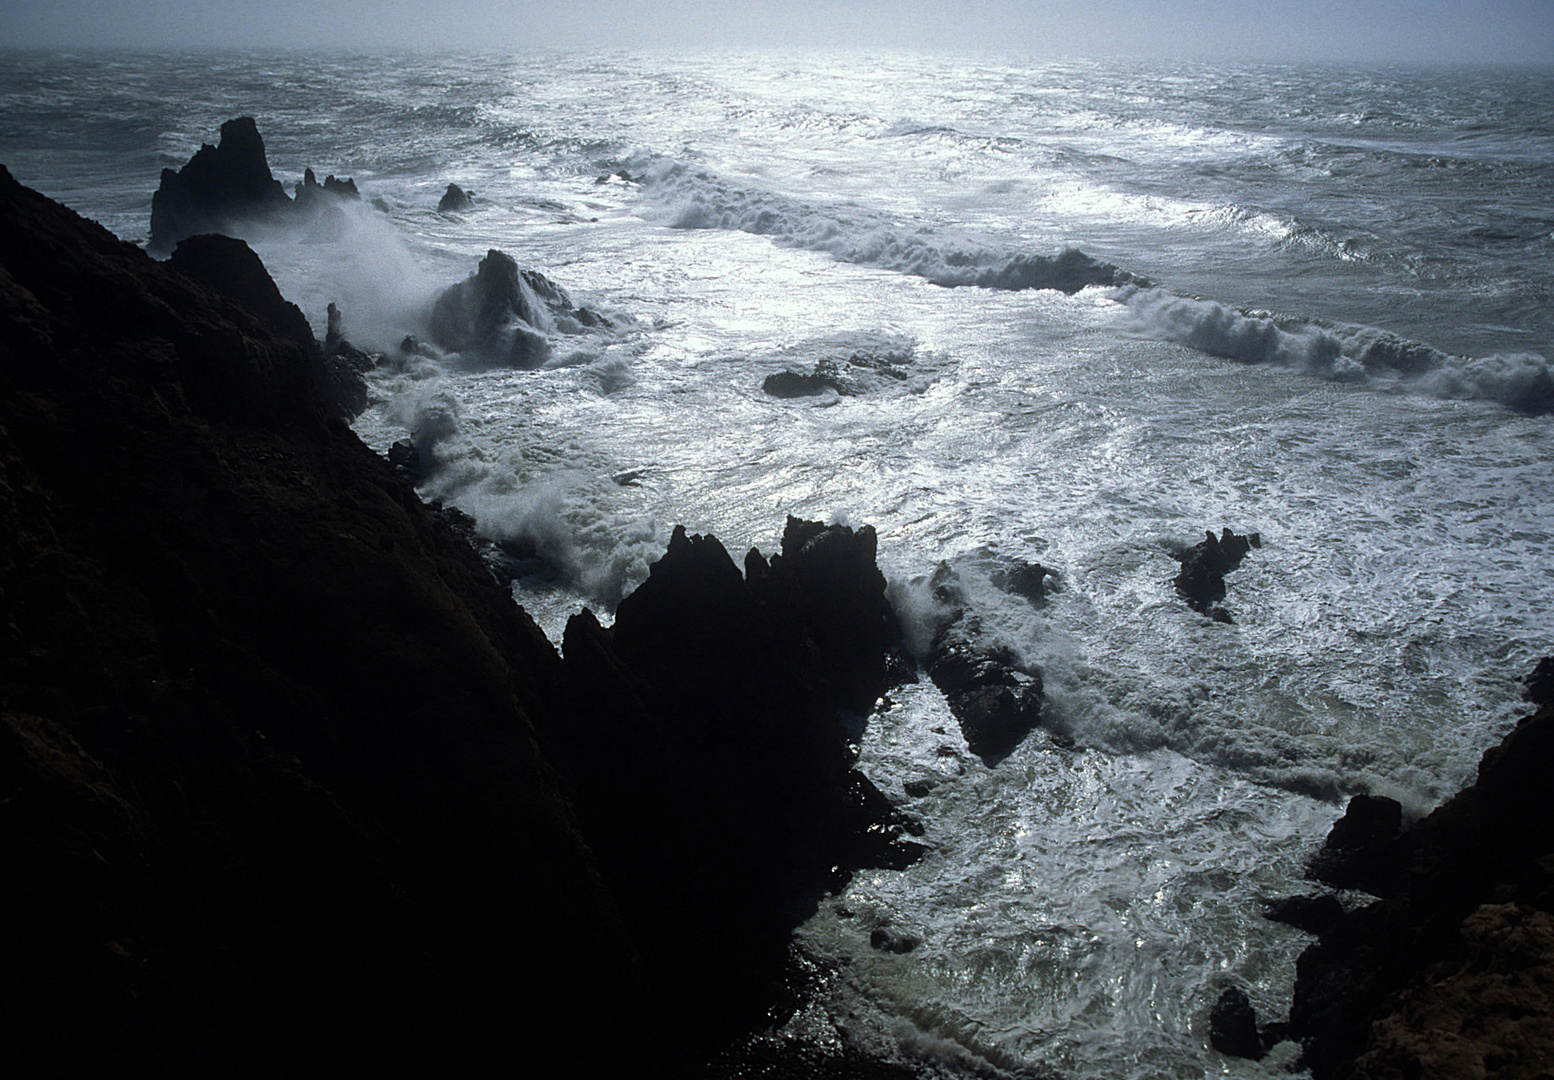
[1,165,913,1074]
[1286,684,1554,1079]
[548,518,920,1040]
[425,248,612,367]
[1173,527,1260,623]
[437,182,474,212]
[920,562,1045,763]
[148,117,360,253]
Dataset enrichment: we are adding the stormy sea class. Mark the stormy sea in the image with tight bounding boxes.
[4,49,1553,1077]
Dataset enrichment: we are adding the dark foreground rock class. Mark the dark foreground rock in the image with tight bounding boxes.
[1,166,911,1075]
[1209,984,1266,1060]
[149,117,360,253]
[1173,527,1260,622]
[551,519,920,1040]
[1287,689,1554,1079]
[425,248,612,367]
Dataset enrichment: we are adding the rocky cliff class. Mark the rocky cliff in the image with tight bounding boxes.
[1287,691,1554,1079]
[0,164,910,1075]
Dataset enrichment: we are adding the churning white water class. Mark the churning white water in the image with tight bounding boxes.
[5,48,1552,1078]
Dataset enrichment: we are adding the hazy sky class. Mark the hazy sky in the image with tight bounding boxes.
[5,0,1553,66]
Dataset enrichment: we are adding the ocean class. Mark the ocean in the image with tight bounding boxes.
[4,48,1552,1077]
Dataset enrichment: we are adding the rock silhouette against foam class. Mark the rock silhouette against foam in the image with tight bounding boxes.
[149,117,361,253]
[1,164,914,1074]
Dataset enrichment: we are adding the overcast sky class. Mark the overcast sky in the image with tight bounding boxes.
[4,0,1553,66]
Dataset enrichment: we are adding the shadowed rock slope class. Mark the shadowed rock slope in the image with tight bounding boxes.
[1,163,642,1075]
[1289,691,1554,1079]
[1,164,915,1076]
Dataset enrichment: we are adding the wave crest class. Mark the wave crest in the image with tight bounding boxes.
[1124,288,1554,413]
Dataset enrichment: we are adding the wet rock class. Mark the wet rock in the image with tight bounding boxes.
[990,558,1058,605]
[388,439,423,478]
[1288,693,1554,1079]
[763,357,853,399]
[1209,984,1266,1060]
[1265,893,1346,936]
[426,248,611,367]
[437,182,474,212]
[1525,655,1554,706]
[1307,793,1405,895]
[1173,527,1260,622]
[921,562,1044,764]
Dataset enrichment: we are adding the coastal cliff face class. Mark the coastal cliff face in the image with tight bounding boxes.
[1,162,642,1074]
[0,165,911,1074]
[1290,697,1554,1079]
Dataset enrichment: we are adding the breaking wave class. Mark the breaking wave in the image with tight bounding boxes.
[1123,287,1554,413]
[635,159,1136,294]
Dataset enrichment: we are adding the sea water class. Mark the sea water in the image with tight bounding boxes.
[4,49,1552,1078]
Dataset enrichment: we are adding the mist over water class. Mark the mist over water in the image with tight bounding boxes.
[5,48,1553,1077]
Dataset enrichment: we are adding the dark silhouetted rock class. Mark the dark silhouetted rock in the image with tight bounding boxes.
[1210,985,1266,1060]
[991,558,1058,605]
[1174,527,1260,622]
[1288,685,1554,1079]
[920,562,1044,763]
[149,116,292,253]
[763,358,856,399]
[426,249,612,368]
[870,927,920,954]
[1526,655,1554,706]
[1265,893,1346,936]
[168,232,316,350]
[438,182,474,212]
[1307,793,1405,895]
[545,520,921,1045]
[0,163,645,1075]
[151,119,361,254]
[764,368,835,397]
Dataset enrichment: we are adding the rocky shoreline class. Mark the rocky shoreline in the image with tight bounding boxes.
[5,131,1554,1077]
[0,162,917,1075]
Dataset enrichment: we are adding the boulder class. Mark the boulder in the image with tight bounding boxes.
[1173,527,1260,622]
[1306,793,1405,895]
[990,558,1058,605]
[437,182,474,212]
[1209,984,1266,1060]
